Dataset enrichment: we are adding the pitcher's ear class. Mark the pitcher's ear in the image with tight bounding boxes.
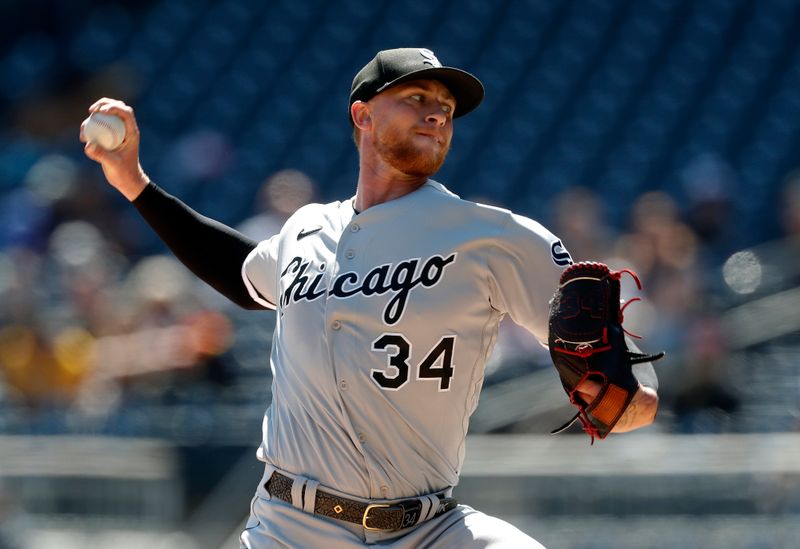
[351,101,371,130]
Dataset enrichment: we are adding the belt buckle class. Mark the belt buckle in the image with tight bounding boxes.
[362,503,391,531]
[363,500,423,531]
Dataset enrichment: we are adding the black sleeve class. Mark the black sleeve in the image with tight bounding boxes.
[132,181,267,310]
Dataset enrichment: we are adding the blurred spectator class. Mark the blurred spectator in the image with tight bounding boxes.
[680,152,736,260]
[0,169,54,252]
[172,130,234,183]
[551,186,615,262]
[671,314,739,433]
[84,255,236,400]
[237,169,317,241]
[781,170,800,240]
[614,191,700,280]
[0,324,77,408]
[611,192,702,343]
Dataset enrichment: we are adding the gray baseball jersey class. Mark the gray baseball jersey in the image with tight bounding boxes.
[242,179,571,500]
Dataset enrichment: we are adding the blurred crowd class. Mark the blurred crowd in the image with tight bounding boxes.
[0,141,798,438]
[542,155,800,433]
[0,154,314,437]
[1,0,800,441]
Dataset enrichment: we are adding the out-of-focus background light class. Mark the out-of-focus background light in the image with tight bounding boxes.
[723,250,762,294]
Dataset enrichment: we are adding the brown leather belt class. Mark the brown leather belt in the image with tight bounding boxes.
[265,471,458,531]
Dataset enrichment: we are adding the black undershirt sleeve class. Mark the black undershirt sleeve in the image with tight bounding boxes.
[132,181,267,310]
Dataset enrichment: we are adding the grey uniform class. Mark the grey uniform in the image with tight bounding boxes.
[239,179,568,547]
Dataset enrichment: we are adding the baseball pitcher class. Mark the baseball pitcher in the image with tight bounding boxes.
[82,48,660,548]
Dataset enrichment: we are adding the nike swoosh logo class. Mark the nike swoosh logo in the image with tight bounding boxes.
[297,226,322,240]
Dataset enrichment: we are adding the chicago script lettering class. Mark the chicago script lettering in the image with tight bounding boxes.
[279,253,457,325]
[279,256,327,307]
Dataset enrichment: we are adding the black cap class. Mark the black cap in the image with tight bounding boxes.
[349,48,484,122]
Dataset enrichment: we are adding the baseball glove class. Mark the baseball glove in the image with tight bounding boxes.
[548,261,665,443]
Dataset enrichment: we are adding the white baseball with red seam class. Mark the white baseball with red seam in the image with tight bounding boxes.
[84,112,126,151]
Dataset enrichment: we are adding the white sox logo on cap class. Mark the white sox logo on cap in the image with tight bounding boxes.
[419,48,442,67]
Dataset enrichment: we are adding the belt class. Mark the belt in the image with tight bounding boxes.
[265,471,458,531]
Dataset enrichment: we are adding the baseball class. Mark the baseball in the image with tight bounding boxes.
[83,112,126,151]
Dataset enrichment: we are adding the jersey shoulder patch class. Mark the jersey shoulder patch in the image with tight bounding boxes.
[550,239,573,267]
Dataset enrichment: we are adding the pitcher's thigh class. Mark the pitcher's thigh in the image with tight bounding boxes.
[395,505,546,549]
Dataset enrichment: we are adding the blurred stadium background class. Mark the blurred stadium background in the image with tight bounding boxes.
[1,0,799,547]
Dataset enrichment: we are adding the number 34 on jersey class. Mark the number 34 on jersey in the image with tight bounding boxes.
[370,334,456,392]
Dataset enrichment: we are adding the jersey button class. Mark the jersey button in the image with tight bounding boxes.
[357,432,366,443]
[350,224,360,233]
[331,320,342,330]
[339,380,348,391]
[380,486,389,497]
[345,249,355,259]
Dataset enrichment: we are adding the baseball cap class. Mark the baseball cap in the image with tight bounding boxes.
[349,48,484,122]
